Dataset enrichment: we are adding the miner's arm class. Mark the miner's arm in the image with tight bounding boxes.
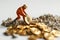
[21,7,26,16]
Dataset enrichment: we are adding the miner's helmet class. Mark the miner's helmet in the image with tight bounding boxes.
[22,4,27,9]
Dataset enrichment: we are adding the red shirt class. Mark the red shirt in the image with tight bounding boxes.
[16,7,26,17]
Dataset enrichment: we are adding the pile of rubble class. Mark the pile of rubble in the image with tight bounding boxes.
[36,14,60,31]
[1,14,60,40]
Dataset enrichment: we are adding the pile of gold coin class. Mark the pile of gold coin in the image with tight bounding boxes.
[3,22,60,40]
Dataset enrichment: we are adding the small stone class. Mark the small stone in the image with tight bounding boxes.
[12,35,17,39]
[30,28,41,35]
[51,30,60,37]
[28,35,37,40]
[3,32,9,36]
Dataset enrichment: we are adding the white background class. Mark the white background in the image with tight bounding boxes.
[0,0,60,23]
[0,0,60,40]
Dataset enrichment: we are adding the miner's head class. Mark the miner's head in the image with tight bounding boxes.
[22,4,27,9]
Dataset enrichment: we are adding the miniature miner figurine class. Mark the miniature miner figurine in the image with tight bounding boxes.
[16,4,27,21]
[16,4,32,24]
[11,4,27,24]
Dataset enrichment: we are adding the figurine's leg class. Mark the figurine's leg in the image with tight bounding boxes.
[10,13,21,24]
[23,16,25,22]
[16,13,21,19]
[12,13,21,23]
[21,13,26,22]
